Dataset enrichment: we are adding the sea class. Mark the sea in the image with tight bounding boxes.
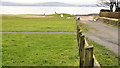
[1,6,108,15]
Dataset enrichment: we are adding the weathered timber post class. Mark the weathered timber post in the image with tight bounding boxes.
[79,35,85,68]
[85,46,94,67]
[77,25,80,43]
[78,17,80,20]
[78,31,82,56]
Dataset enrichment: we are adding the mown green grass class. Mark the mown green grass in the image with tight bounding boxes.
[2,14,76,32]
[2,14,79,66]
[86,38,119,66]
[2,33,79,66]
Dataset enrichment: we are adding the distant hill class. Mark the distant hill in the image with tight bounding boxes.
[2,2,97,7]
[33,2,75,6]
[79,5,97,7]
[2,2,28,6]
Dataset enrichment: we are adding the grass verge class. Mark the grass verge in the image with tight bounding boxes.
[86,38,119,66]
[76,22,96,33]
[99,21,119,28]
[93,15,99,20]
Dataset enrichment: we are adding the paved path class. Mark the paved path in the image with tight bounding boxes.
[77,16,119,56]
[0,32,76,34]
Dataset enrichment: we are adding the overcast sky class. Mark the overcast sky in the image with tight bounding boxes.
[2,0,98,5]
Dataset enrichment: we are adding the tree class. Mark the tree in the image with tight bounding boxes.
[97,0,120,12]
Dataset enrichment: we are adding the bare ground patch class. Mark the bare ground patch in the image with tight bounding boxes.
[66,17,75,19]
[19,15,54,18]
[76,16,93,21]
[2,14,54,18]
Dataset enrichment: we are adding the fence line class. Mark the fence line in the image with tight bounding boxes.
[76,19,100,68]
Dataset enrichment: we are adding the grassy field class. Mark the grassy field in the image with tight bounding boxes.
[2,14,79,66]
[2,14,119,66]
[2,14,76,32]
[2,33,79,66]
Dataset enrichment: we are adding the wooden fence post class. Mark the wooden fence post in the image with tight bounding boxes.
[79,35,85,68]
[77,25,80,43]
[85,46,94,67]
[78,31,82,56]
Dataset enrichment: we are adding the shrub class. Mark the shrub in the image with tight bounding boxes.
[115,7,120,12]
[100,9,111,12]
